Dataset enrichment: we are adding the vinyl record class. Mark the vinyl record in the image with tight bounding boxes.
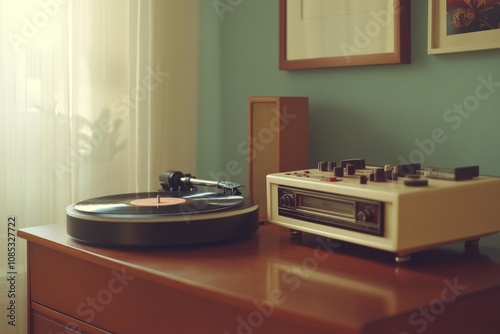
[73,191,244,216]
[66,191,259,247]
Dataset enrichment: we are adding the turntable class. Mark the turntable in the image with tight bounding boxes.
[66,171,259,246]
[267,159,500,262]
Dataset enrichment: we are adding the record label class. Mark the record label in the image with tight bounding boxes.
[130,197,186,207]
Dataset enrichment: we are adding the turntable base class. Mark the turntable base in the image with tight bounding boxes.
[66,191,259,246]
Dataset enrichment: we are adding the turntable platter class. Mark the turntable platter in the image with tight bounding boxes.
[66,191,259,247]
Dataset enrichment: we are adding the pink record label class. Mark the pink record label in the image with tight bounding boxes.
[130,197,187,207]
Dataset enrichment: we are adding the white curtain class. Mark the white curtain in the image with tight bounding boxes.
[0,1,199,333]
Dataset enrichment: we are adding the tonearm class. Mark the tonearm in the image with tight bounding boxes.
[159,171,243,195]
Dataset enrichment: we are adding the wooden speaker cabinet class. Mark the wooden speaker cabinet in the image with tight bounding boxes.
[248,96,309,221]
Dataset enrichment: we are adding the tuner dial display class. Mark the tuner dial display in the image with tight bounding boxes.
[277,186,384,237]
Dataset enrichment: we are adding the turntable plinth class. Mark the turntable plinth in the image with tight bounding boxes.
[18,224,500,334]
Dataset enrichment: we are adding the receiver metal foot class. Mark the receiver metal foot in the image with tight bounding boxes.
[395,254,411,263]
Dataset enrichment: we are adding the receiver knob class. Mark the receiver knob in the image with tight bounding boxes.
[318,161,328,171]
[334,166,344,177]
[279,194,294,208]
[357,208,374,222]
[346,164,355,175]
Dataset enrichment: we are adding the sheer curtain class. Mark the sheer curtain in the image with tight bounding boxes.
[0,1,199,333]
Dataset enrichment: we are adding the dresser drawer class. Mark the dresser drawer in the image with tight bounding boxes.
[32,303,110,334]
[27,243,262,333]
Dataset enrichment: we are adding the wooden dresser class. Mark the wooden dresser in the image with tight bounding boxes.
[18,223,500,334]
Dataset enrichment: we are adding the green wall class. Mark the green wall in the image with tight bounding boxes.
[198,0,500,181]
[199,0,500,175]
[197,0,500,245]
[198,0,500,247]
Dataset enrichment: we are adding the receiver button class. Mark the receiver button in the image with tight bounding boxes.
[325,177,338,182]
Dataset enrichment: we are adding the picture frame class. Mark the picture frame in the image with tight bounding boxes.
[428,0,500,54]
[279,0,411,70]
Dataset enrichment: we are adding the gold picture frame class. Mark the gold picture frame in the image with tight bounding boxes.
[279,0,411,70]
[428,0,500,54]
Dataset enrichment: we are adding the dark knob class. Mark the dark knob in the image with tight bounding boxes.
[346,164,355,175]
[318,161,328,171]
[357,208,374,222]
[374,168,386,182]
[334,166,344,177]
[279,194,294,208]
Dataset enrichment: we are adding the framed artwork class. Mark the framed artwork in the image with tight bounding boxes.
[428,0,500,54]
[279,0,411,70]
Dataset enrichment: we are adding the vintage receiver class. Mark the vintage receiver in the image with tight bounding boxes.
[266,159,500,262]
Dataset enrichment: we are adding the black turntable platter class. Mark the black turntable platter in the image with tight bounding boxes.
[66,191,259,247]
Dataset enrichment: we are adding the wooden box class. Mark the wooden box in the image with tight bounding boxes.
[248,96,309,221]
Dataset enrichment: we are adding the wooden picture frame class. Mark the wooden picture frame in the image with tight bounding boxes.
[428,0,500,54]
[279,0,411,70]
